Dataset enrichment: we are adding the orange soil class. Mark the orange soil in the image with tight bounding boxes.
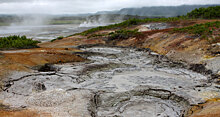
[188,99,220,117]
[0,110,51,117]
[0,48,85,79]
[38,35,105,48]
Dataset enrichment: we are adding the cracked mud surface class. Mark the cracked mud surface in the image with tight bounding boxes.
[0,46,220,117]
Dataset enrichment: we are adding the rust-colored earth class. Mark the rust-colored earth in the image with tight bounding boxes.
[0,110,51,117]
[187,99,220,117]
[0,48,85,80]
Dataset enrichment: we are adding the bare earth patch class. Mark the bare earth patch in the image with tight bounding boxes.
[0,48,85,80]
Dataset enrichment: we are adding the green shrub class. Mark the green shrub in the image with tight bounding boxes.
[172,21,220,40]
[187,6,220,19]
[50,39,57,42]
[87,34,106,38]
[50,36,64,42]
[57,36,64,40]
[0,35,40,49]
[108,29,141,40]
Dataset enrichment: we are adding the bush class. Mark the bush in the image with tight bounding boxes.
[172,21,220,40]
[50,36,64,42]
[0,35,40,49]
[187,6,220,19]
[87,34,106,39]
[108,29,141,40]
[57,36,64,40]
[50,39,57,42]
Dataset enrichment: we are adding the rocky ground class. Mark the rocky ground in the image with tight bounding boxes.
[0,19,219,117]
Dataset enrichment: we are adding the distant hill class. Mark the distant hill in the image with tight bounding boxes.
[96,4,220,17]
[86,14,147,22]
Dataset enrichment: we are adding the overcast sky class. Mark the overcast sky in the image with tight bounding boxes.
[0,0,219,14]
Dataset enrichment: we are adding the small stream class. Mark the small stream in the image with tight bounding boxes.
[0,46,220,117]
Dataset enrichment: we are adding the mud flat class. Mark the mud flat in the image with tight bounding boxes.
[0,46,219,117]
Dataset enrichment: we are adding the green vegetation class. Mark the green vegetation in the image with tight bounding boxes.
[88,34,106,39]
[0,35,40,49]
[87,29,142,40]
[172,21,220,42]
[108,29,141,40]
[78,17,186,36]
[172,21,220,35]
[57,36,64,40]
[187,6,220,19]
[50,39,56,42]
[51,36,64,42]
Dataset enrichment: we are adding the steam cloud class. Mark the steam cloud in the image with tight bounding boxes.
[10,15,52,26]
[80,14,125,27]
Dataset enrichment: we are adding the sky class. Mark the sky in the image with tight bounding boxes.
[0,0,219,14]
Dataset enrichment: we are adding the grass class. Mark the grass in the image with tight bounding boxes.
[108,29,141,40]
[51,36,64,42]
[77,17,186,36]
[87,29,142,40]
[57,36,64,40]
[0,35,40,49]
[172,21,219,36]
[172,21,220,43]
[88,34,106,39]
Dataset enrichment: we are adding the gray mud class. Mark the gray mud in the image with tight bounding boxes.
[0,47,220,117]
